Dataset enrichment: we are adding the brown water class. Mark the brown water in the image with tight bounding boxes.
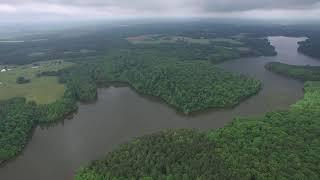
[1,36,319,180]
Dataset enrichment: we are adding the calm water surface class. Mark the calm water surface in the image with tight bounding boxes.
[1,36,320,180]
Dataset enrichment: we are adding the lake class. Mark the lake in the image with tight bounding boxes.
[1,36,319,180]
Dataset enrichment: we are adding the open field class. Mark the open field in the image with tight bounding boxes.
[127,35,243,45]
[0,60,73,104]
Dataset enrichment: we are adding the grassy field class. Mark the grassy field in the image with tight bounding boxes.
[127,35,243,45]
[0,60,73,104]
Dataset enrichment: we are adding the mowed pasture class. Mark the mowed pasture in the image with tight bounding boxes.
[0,60,73,104]
[127,35,243,45]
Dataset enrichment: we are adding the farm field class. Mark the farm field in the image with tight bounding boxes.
[0,60,73,104]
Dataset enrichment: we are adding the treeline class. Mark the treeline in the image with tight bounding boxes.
[0,71,80,161]
[241,37,277,57]
[129,37,276,64]
[0,35,128,65]
[0,35,276,66]
[0,21,281,65]
[265,62,320,81]
[0,91,78,162]
[0,98,39,160]
[3,20,320,66]
[38,88,78,124]
[298,37,320,59]
[75,81,320,180]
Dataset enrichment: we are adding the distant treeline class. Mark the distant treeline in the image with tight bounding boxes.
[2,21,312,65]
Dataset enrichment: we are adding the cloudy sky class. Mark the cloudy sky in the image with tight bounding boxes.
[0,0,319,21]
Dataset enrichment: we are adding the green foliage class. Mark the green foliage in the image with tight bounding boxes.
[76,129,230,180]
[38,96,77,124]
[241,38,277,56]
[0,98,39,160]
[126,36,276,64]
[103,55,261,114]
[66,74,98,102]
[208,82,320,179]
[76,82,320,180]
[265,62,320,81]
[0,89,78,161]
[298,37,320,59]
[208,47,241,64]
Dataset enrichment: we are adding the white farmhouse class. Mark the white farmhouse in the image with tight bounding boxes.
[1,69,7,72]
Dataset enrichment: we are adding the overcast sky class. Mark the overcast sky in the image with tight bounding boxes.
[0,0,320,21]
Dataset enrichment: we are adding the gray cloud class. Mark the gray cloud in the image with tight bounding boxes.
[0,0,319,20]
[198,0,320,12]
[2,0,319,10]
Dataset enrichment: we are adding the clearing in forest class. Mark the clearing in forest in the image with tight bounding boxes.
[0,60,73,104]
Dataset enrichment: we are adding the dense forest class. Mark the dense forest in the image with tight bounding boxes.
[0,77,78,161]
[298,36,320,59]
[265,62,320,81]
[76,81,320,180]
[105,58,261,114]
[0,98,38,161]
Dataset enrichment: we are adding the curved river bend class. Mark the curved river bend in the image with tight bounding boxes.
[1,37,320,180]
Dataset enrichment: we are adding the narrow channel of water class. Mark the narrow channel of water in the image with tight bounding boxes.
[1,37,319,180]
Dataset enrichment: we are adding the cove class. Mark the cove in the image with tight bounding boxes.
[1,36,319,180]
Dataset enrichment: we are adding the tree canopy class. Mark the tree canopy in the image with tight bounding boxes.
[298,37,320,59]
[265,62,320,81]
